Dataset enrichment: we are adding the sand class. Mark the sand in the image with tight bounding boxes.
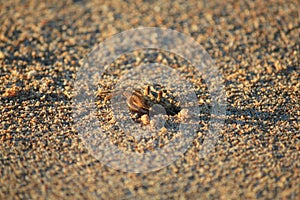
[0,0,299,199]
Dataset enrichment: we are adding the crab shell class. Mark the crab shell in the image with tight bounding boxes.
[123,91,149,115]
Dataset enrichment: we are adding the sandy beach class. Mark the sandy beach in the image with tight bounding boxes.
[0,0,299,199]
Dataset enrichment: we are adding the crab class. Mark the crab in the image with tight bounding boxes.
[123,86,161,115]
[98,85,181,118]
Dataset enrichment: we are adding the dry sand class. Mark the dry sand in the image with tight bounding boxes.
[0,0,299,199]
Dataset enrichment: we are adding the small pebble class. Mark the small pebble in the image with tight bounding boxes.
[141,114,150,125]
[27,70,37,79]
[0,51,5,59]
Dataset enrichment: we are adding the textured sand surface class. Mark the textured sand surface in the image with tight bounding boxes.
[0,0,299,199]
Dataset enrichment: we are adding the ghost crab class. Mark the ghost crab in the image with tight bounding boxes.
[100,85,181,120]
